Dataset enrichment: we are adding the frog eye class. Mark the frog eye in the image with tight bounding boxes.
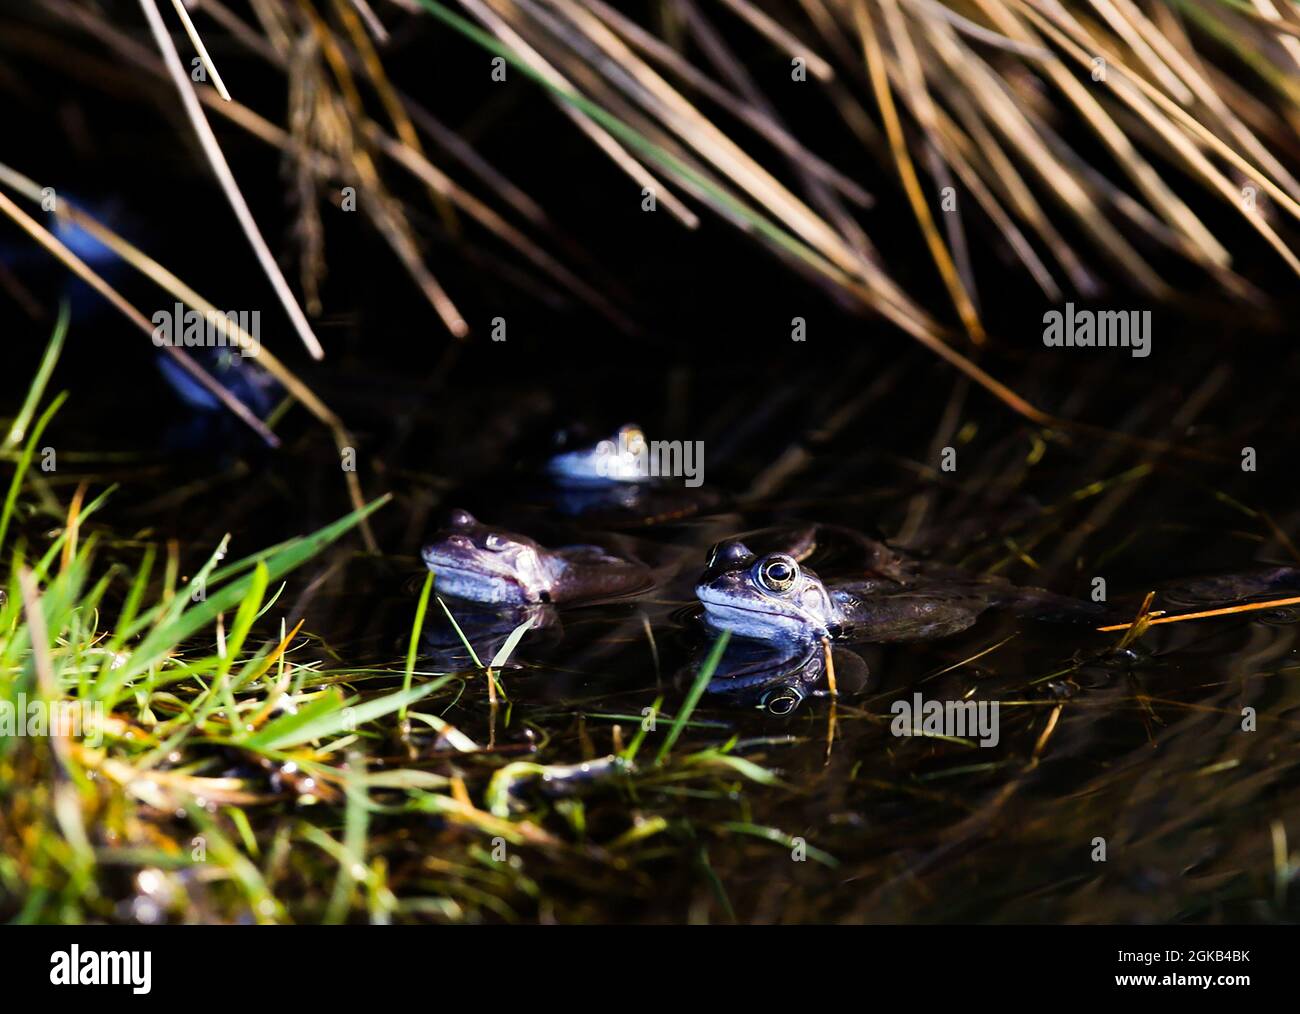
[756,554,799,594]
[620,425,646,454]
[448,508,477,528]
[484,533,509,552]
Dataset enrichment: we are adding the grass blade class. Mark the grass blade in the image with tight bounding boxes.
[656,629,730,764]
[5,301,68,451]
[400,571,435,720]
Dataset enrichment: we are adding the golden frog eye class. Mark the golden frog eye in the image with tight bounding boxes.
[620,425,647,454]
[757,555,799,594]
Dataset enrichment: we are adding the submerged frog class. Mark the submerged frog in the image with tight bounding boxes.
[421,509,652,605]
[547,423,657,486]
[695,533,1098,645]
[541,423,724,524]
[157,345,281,419]
[0,198,148,337]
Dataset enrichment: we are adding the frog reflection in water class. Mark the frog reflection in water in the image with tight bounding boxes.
[421,509,652,605]
[421,597,560,671]
[693,636,873,715]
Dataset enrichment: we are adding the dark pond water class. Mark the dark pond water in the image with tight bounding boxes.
[13,323,1295,923]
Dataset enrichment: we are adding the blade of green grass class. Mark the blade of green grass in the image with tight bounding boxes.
[5,301,68,451]
[0,391,67,562]
[400,571,435,720]
[656,629,730,764]
[717,821,839,868]
[97,495,391,702]
[244,678,452,751]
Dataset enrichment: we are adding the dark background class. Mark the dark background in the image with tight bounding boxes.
[2,0,1299,587]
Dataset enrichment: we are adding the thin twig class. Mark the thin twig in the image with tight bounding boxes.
[169,0,232,100]
[137,0,327,359]
[1097,595,1300,632]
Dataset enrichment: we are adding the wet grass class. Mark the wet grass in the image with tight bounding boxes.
[0,333,787,923]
